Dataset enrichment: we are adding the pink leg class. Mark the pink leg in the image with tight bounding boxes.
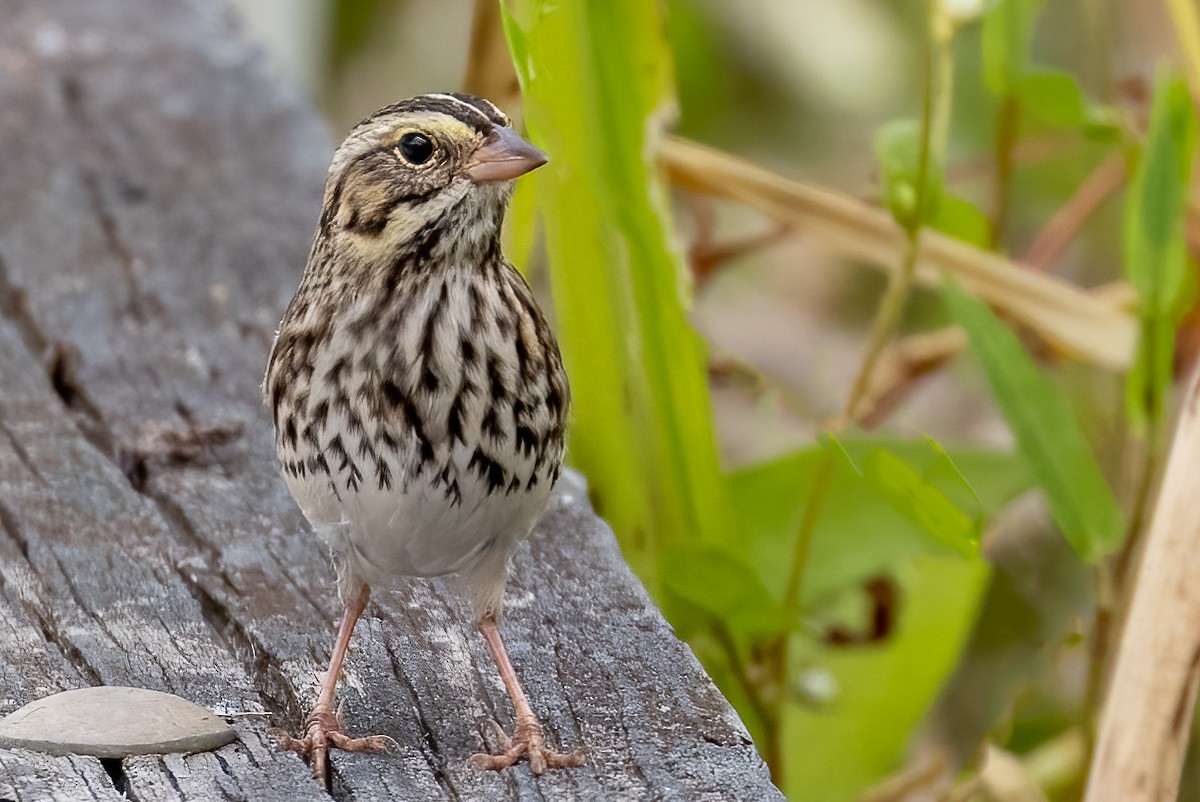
[471,615,586,774]
[280,584,394,786]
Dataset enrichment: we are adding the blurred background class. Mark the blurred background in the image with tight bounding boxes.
[226,1,1197,800]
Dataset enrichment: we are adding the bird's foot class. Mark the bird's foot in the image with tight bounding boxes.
[279,707,395,785]
[472,716,586,775]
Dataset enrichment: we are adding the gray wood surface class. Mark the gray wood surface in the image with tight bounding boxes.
[0,1,782,800]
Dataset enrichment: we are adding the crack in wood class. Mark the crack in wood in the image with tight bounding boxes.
[172,565,303,731]
[57,74,154,324]
[0,254,110,447]
[45,341,85,410]
[0,499,31,563]
[117,415,246,493]
[0,502,104,688]
[0,417,47,486]
[0,251,49,355]
[99,758,133,799]
[43,548,127,687]
[381,636,461,800]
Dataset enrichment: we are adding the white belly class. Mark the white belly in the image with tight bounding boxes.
[284,439,552,585]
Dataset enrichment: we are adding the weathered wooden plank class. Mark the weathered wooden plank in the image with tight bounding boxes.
[0,316,259,712]
[0,0,783,800]
[0,749,124,802]
[120,725,328,802]
[0,302,326,802]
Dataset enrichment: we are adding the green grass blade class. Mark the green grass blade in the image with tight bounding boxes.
[943,280,1124,560]
[1123,71,1197,429]
[501,0,731,584]
[981,0,1043,95]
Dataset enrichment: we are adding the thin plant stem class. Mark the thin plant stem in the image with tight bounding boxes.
[842,228,926,423]
[842,0,937,423]
[763,0,946,785]
[1116,420,1163,590]
[1022,156,1125,272]
[782,453,836,612]
[1082,561,1114,767]
[711,621,780,778]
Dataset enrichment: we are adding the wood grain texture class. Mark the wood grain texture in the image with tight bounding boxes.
[0,1,782,800]
[1084,368,1200,802]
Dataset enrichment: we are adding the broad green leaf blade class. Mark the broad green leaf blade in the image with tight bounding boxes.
[864,449,979,557]
[1014,69,1089,128]
[784,554,989,802]
[943,281,1124,560]
[502,0,731,585]
[824,435,982,557]
[727,443,1019,799]
[933,193,992,248]
[982,0,1043,96]
[661,542,795,639]
[1123,72,1198,428]
[730,440,1027,601]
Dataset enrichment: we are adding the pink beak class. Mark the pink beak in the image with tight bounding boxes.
[464,127,548,182]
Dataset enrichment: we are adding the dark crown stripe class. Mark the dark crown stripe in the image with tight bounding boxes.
[353,93,504,138]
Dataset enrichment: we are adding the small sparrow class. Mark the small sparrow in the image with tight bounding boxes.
[263,93,584,784]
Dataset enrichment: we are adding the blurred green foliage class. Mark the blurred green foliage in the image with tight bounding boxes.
[944,281,1124,561]
[493,0,1200,795]
[502,0,731,591]
[1124,72,1196,432]
[501,0,1039,798]
[309,0,1200,798]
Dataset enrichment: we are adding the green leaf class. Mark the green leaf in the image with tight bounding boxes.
[784,554,990,802]
[503,0,732,586]
[1014,69,1089,128]
[982,0,1044,96]
[1124,72,1198,428]
[825,435,982,558]
[933,193,992,248]
[874,118,943,230]
[730,440,1027,601]
[943,280,1125,560]
[727,443,1015,799]
[661,543,794,639]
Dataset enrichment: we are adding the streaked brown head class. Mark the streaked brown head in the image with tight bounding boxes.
[319,93,546,250]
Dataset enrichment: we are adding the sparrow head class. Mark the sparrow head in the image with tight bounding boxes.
[319,93,546,259]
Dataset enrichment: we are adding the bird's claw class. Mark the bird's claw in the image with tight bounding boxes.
[471,717,586,775]
[279,708,395,786]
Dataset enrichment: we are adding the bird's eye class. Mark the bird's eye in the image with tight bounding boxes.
[399,132,434,165]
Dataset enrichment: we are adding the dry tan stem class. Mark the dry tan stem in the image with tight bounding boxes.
[1084,368,1200,802]
[462,0,521,108]
[1022,155,1125,272]
[979,744,1050,802]
[660,136,1136,372]
[857,326,968,429]
[857,752,950,802]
